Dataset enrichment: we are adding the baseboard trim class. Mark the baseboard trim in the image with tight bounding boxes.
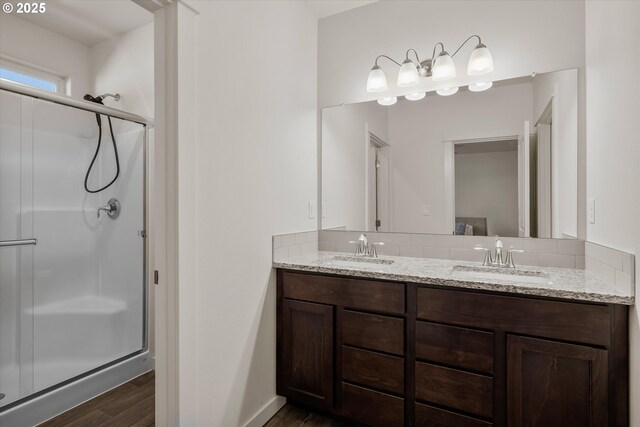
[243,395,286,427]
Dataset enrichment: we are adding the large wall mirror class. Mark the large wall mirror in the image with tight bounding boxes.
[321,69,578,239]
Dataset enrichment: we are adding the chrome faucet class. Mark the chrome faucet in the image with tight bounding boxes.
[474,238,524,268]
[349,233,384,258]
[97,198,121,218]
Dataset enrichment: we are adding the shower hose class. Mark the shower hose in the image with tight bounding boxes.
[83,95,120,193]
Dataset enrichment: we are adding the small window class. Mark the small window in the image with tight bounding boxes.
[0,59,65,93]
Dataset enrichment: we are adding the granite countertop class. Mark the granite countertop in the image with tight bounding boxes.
[273,251,634,305]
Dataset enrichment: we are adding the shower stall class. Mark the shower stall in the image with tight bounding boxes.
[0,81,151,425]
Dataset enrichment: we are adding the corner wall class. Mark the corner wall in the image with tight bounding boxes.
[188,1,318,425]
[584,2,640,425]
[90,22,154,118]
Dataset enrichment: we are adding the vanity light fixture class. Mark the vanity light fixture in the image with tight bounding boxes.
[397,58,421,87]
[405,92,426,101]
[436,86,459,96]
[468,81,493,92]
[377,96,397,106]
[432,48,456,81]
[366,35,494,95]
[467,43,494,75]
[366,65,388,92]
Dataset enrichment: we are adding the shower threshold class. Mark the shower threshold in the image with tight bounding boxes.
[0,351,153,427]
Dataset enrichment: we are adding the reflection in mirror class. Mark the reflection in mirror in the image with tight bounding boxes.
[321,69,578,239]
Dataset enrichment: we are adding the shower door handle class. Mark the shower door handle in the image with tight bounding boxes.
[0,238,37,248]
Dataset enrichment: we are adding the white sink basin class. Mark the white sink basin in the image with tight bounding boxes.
[451,265,552,285]
[329,255,394,265]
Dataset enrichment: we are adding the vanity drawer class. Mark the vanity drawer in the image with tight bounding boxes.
[282,272,405,315]
[416,362,493,418]
[342,346,404,395]
[416,403,493,427]
[341,383,404,427]
[341,310,404,355]
[416,321,493,374]
[416,287,611,346]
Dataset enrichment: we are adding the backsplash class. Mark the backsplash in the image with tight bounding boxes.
[585,242,635,295]
[318,230,585,269]
[273,230,636,293]
[272,231,318,262]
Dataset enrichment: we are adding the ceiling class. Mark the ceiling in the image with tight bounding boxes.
[13,0,153,47]
[306,0,379,19]
[14,0,377,47]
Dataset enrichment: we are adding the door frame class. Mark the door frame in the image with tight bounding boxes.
[366,131,390,232]
[443,127,521,235]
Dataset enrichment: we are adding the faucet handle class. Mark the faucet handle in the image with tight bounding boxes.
[506,249,525,268]
[97,198,120,219]
[474,246,493,266]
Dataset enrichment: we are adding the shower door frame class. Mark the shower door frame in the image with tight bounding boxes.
[0,79,154,423]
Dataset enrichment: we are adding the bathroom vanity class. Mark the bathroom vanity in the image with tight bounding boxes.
[275,253,632,427]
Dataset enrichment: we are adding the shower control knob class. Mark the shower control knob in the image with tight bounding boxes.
[97,198,121,219]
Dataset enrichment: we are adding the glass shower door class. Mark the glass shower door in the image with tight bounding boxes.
[0,89,35,408]
[0,89,145,409]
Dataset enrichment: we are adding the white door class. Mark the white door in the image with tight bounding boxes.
[536,124,552,238]
[367,144,376,231]
[518,121,530,237]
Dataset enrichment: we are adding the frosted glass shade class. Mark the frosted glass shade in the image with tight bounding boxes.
[432,52,456,81]
[467,45,494,76]
[367,66,388,93]
[397,59,420,87]
[405,92,426,101]
[468,81,493,92]
[377,96,397,106]
[436,86,459,96]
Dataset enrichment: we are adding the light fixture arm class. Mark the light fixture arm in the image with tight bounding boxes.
[405,48,421,64]
[374,54,403,67]
[430,42,446,64]
[451,34,483,57]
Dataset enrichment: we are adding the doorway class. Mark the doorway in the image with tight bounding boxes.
[444,125,531,237]
[367,132,390,232]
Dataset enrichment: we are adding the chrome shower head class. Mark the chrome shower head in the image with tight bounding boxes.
[97,93,120,102]
[83,93,120,104]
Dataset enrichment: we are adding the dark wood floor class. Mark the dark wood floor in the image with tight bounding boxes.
[38,371,155,427]
[264,404,353,427]
[39,374,346,427]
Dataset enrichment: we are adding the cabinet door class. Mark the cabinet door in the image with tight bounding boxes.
[507,335,608,427]
[281,299,334,410]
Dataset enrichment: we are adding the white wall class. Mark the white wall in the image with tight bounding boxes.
[0,13,91,97]
[90,22,154,118]
[318,0,585,107]
[455,150,519,236]
[322,102,388,230]
[178,1,318,425]
[387,82,532,233]
[531,69,578,238]
[584,2,640,426]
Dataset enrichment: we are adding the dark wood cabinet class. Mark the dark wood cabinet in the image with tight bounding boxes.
[280,299,334,410]
[507,335,608,427]
[276,269,629,427]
